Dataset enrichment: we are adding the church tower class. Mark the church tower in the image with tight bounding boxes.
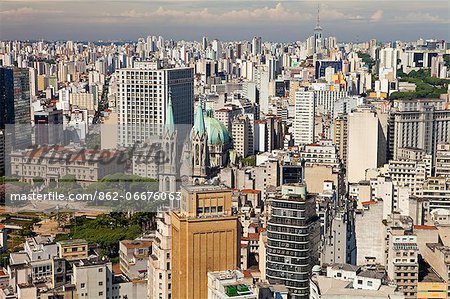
[191,100,209,184]
[159,90,178,193]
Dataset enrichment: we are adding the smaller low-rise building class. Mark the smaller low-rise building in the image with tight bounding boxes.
[207,270,258,299]
[57,239,88,261]
[119,239,152,280]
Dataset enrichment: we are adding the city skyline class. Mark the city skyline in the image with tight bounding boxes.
[0,0,449,42]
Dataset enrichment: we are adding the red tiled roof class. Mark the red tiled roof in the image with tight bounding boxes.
[361,201,378,205]
[247,233,259,240]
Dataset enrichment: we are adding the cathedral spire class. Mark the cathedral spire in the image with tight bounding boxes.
[193,98,206,135]
[165,89,175,135]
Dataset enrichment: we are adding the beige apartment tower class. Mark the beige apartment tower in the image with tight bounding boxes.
[333,114,348,166]
[347,106,386,183]
[171,185,239,299]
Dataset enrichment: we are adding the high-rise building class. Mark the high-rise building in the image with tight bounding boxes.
[231,114,251,158]
[148,212,172,299]
[385,215,418,299]
[300,140,345,197]
[347,106,387,183]
[390,98,450,159]
[355,201,386,266]
[202,36,208,51]
[333,114,348,166]
[0,67,31,150]
[117,61,194,146]
[315,60,343,79]
[294,89,315,145]
[266,184,320,299]
[313,89,349,116]
[211,39,221,61]
[252,36,262,56]
[171,185,239,299]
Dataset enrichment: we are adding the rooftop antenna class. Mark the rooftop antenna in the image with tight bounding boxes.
[317,3,320,28]
[315,3,322,31]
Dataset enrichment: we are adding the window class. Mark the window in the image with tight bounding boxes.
[357,280,362,285]
[367,281,373,287]
[99,268,103,272]
[81,283,86,289]
[99,292,103,296]
[99,281,103,286]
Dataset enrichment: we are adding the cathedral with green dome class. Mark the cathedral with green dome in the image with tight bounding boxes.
[189,100,232,184]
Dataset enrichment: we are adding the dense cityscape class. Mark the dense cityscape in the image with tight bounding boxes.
[0,1,450,299]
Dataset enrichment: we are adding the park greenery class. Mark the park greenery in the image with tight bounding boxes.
[390,69,449,100]
[242,155,256,167]
[0,173,160,260]
[55,212,154,258]
[357,52,376,71]
[444,54,450,67]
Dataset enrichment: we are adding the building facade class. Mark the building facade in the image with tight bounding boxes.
[117,61,194,146]
[171,185,239,299]
[266,184,320,299]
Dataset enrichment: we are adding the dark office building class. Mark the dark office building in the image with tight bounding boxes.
[281,164,304,185]
[315,60,343,79]
[0,67,32,149]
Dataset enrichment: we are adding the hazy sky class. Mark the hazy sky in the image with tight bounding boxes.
[0,0,449,42]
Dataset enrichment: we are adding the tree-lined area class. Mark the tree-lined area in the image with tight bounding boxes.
[390,69,449,100]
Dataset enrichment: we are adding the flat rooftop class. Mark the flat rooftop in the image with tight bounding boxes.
[120,240,152,249]
[57,239,88,246]
[183,184,230,193]
[313,276,397,298]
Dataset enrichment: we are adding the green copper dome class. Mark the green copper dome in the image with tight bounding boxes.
[204,116,231,145]
[192,105,231,146]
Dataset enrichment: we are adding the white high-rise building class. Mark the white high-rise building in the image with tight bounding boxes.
[347,106,386,183]
[313,89,349,116]
[251,36,262,56]
[379,48,398,70]
[117,61,194,146]
[211,39,221,60]
[148,212,172,299]
[294,89,315,145]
